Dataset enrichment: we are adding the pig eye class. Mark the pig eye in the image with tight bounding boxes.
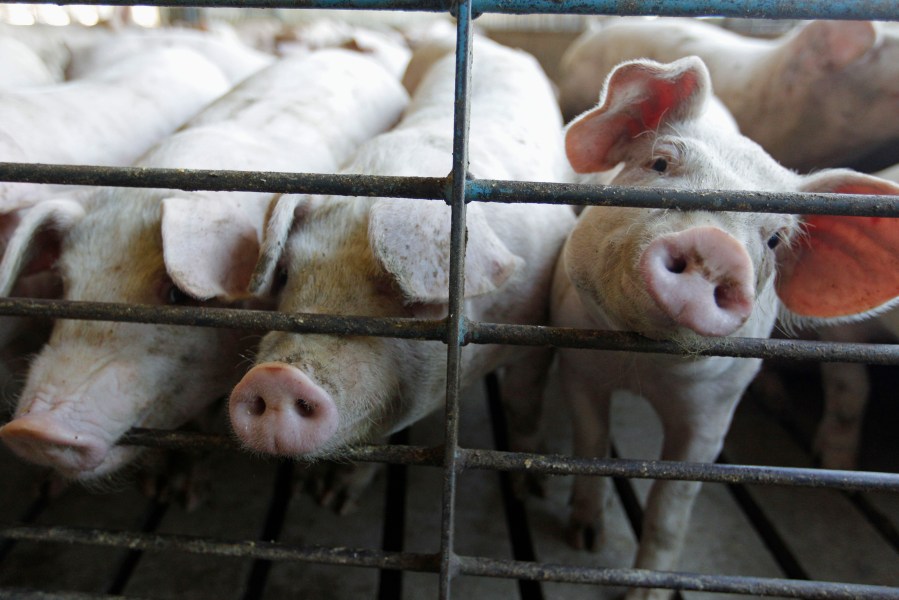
[649,158,668,173]
[159,278,193,305]
[766,233,782,250]
[272,264,288,295]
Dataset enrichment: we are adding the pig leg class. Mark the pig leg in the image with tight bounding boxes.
[628,396,738,600]
[499,346,555,497]
[814,324,870,470]
[298,461,383,515]
[815,361,868,470]
[565,374,614,551]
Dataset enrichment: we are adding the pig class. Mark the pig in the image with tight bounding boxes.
[810,163,899,470]
[554,56,899,600]
[0,49,409,481]
[557,17,899,171]
[227,38,575,496]
[275,18,412,80]
[0,46,230,213]
[0,36,60,87]
[66,26,274,85]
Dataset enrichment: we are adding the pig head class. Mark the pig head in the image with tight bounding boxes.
[556,56,899,600]
[0,193,267,479]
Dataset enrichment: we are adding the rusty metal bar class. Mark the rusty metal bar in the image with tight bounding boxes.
[3,162,897,217]
[1,526,897,599]
[0,589,150,600]
[2,298,896,365]
[0,0,896,20]
[438,4,475,598]
[114,429,899,493]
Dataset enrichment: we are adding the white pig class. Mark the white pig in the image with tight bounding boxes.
[557,17,899,171]
[0,49,409,480]
[0,47,230,213]
[811,163,899,469]
[66,27,274,85]
[228,38,575,478]
[555,57,899,600]
[0,37,60,88]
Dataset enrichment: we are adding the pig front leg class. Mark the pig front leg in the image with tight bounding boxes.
[627,393,739,600]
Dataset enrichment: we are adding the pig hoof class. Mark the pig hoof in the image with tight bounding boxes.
[297,461,383,515]
[565,520,600,552]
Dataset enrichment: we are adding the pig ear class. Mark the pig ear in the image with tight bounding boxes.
[564,56,710,173]
[787,20,879,74]
[369,199,523,304]
[776,170,899,321]
[248,194,315,296]
[0,198,84,297]
[161,197,269,301]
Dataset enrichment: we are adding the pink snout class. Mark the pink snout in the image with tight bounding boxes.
[640,226,755,337]
[0,413,110,474]
[228,362,339,456]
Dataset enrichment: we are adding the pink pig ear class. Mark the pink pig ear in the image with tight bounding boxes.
[787,20,879,74]
[369,198,523,304]
[0,198,84,297]
[776,170,899,321]
[248,194,316,296]
[564,56,710,173]
[161,196,269,301]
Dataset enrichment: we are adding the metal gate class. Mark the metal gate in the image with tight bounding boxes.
[1,1,898,599]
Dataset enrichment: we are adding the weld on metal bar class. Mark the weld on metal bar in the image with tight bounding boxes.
[1,526,898,600]
[2,298,897,365]
[3,163,898,218]
[0,0,896,19]
[116,429,899,493]
[438,5,474,598]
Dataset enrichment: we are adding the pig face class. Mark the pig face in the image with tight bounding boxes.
[564,57,899,342]
[0,193,265,479]
[229,191,522,458]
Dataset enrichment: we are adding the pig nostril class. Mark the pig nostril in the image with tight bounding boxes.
[295,398,314,417]
[665,255,687,274]
[714,282,741,310]
[248,396,266,417]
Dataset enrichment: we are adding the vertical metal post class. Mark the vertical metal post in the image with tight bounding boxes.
[438,2,474,599]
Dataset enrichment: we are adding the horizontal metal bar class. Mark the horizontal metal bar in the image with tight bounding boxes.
[0,163,447,201]
[0,0,896,19]
[457,556,899,599]
[468,322,899,365]
[1,299,896,365]
[1,526,896,599]
[0,298,447,342]
[0,525,437,572]
[468,179,899,217]
[114,429,899,493]
[3,163,898,217]
[0,589,149,600]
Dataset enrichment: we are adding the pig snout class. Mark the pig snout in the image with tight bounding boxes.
[639,226,754,336]
[0,413,110,473]
[229,362,339,456]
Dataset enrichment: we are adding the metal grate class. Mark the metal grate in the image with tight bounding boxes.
[1,0,899,599]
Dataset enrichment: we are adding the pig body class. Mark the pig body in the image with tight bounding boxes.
[0,47,230,212]
[0,36,60,87]
[0,50,409,480]
[555,57,899,599]
[67,27,274,85]
[558,17,899,171]
[228,38,575,463]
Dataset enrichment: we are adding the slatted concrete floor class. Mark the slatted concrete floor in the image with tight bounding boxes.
[0,359,897,599]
